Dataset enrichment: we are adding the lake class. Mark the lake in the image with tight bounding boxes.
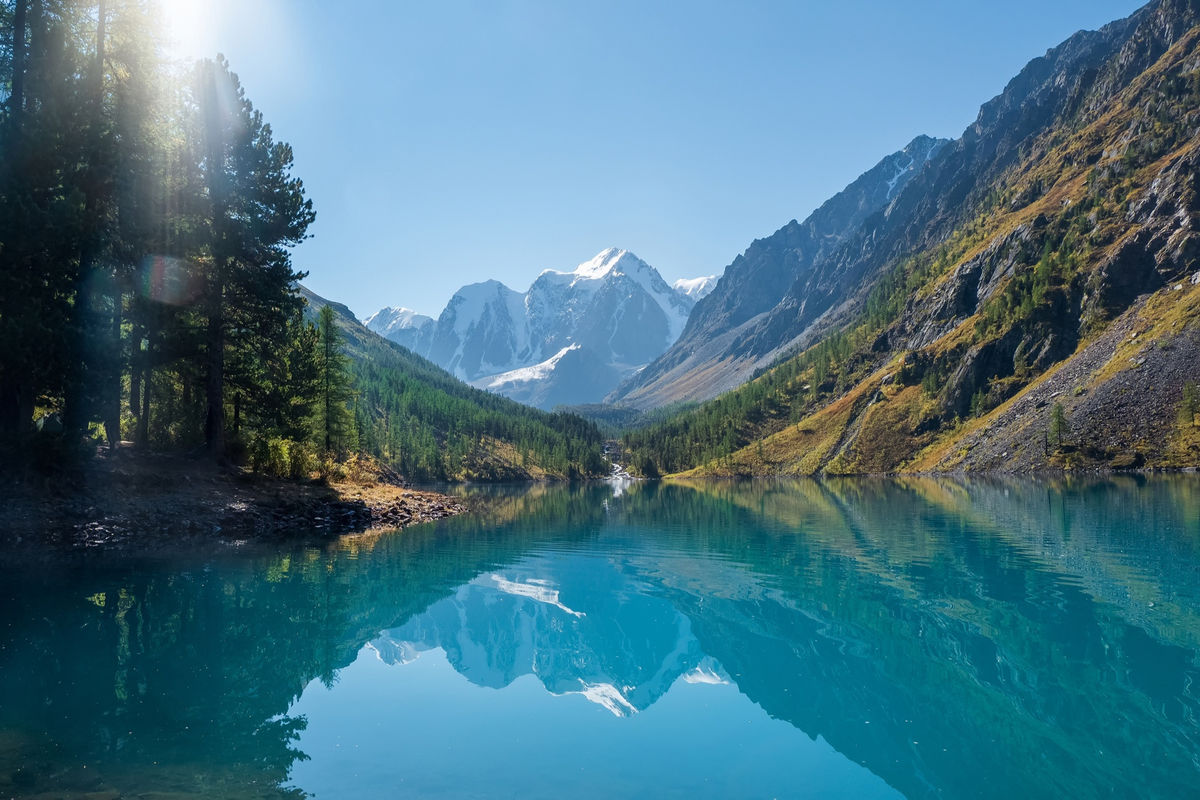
[2,476,1199,798]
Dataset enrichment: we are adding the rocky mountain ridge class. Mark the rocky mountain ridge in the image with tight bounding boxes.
[611,134,948,409]
[622,0,1200,476]
[367,249,713,409]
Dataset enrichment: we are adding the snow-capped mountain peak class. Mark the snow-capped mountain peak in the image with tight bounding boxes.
[571,247,647,280]
[673,275,718,300]
[369,248,706,408]
[535,247,651,286]
[363,305,436,354]
[362,306,434,335]
[573,247,626,279]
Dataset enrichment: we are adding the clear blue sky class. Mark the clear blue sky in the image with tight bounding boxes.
[168,0,1147,318]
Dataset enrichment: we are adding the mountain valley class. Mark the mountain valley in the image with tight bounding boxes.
[366,248,716,409]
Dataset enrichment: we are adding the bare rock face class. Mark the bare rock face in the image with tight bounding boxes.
[1083,150,1200,321]
[611,135,948,409]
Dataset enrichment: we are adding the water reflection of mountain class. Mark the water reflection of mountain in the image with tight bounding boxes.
[2,477,1198,798]
[0,487,613,796]
[371,556,713,716]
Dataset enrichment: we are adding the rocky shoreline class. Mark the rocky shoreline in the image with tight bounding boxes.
[0,451,466,555]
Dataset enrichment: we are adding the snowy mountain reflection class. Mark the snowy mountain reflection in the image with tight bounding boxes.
[370,559,713,716]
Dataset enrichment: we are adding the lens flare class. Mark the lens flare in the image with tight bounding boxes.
[158,0,215,61]
[141,255,202,306]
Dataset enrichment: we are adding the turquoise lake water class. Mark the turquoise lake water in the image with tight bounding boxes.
[2,476,1199,798]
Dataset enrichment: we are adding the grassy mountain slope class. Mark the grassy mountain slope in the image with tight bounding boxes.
[624,0,1200,477]
[299,287,606,482]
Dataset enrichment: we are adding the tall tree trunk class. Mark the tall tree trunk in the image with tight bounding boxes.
[324,338,332,453]
[136,359,151,449]
[135,314,155,448]
[60,264,92,441]
[129,322,142,428]
[98,0,116,436]
[104,279,121,448]
[204,277,225,457]
[63,0,109,443]
[202,60,228,460]
[95,1,105,88]
[10,0,27,122]
[182,371,193,431]
[0,379,16,434]
[1,1,32,438]
[17,379,34,432]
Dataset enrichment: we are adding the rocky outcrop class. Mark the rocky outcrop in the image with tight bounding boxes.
[611,135,948,409]
[927,297,1200,472]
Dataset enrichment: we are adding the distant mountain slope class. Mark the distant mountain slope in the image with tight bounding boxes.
[361,306,434,353]
[611,135,947,409]
[298,286,606,481]
[366,249,711,409]
[624,0,1200,477]
[479,344,624,411]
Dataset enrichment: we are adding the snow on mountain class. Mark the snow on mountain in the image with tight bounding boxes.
[484,345,581,391]
[369,248,703,409]
[525,248,695,363]
[477,344,623,410]
[362,306,434,353]
[363,306,433,334]
[368,555,714,716]
[426,279,531,380]
[673,275,718,301]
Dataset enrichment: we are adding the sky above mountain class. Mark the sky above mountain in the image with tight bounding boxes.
[163,0,1145,318]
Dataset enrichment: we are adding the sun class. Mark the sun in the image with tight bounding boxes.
[158,0,216,61]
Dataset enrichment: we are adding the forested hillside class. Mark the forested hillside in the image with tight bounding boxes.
[0,0,604,483]
[0,0,316,461]
[625,0,1200,477]
[300,288,606,482]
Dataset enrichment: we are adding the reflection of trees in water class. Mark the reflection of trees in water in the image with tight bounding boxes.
[615,477,1200,800]
[1,476,1198,798]
[0,487,611,796]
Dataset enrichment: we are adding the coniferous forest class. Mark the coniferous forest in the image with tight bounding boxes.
[301,289,607,482]
[0,0,606,482]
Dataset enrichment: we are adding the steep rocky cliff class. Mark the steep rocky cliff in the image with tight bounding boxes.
[611,135,947,409]
[624,0,1200,476]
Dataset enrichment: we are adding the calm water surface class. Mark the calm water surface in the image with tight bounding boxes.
[2,476,1199,798]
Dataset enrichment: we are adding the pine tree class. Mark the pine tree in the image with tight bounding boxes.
[193,56,314,457]
[1049,403,1069,451]
[315,305,354,455]
[1178,382,1199,428]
